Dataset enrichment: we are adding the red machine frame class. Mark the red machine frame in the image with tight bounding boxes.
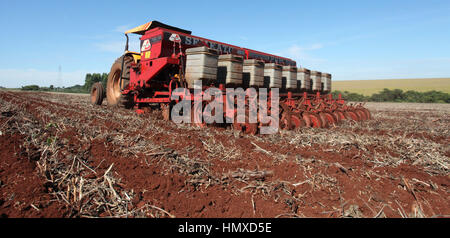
[114,23,370,132]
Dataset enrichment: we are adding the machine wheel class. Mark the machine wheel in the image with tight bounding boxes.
[291,114,305,129]
[362,108,371,120]
[107,55,134,108]
[90,82,104,105]
[280,111,293,130]
[302,113,312,127]
[332,111,342,123]
[306,113,322,128]
[319,112,329,128]
[324,112,336,125]
[345,111,359,121]
[337,111,346,121]
[356,109,367,121]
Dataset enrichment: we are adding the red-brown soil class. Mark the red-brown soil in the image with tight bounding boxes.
[0,91,448,218]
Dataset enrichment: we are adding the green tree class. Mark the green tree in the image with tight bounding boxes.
[84,73,93,91]
[84,73,104,92]
[332,90,368,102]
[21,85,40,91]
[101,73,108,88]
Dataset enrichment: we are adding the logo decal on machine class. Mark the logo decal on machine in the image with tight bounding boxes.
[169,33,181,42]
[141,39,151,51]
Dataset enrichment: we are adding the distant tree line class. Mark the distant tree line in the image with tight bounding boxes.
[332,88,450,103]
[18,76,450,103]
[20,73,108,94]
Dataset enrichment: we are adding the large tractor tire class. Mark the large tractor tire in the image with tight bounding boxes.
[106,55,134,108]
[90,82,105,105]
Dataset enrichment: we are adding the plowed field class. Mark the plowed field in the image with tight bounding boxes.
[0,91,448,218]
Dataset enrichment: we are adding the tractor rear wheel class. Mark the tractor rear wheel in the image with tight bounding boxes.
[107,55,134,108]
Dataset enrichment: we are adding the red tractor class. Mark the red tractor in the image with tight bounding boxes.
[91,21,370,134]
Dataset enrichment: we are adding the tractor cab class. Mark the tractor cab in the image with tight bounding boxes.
[123,21,192,63]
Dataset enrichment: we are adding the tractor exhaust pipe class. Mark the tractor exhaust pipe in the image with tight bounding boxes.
[124,34,129,52]
[119,34,130,89]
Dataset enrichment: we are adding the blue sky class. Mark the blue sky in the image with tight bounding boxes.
[1,0,449,87]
